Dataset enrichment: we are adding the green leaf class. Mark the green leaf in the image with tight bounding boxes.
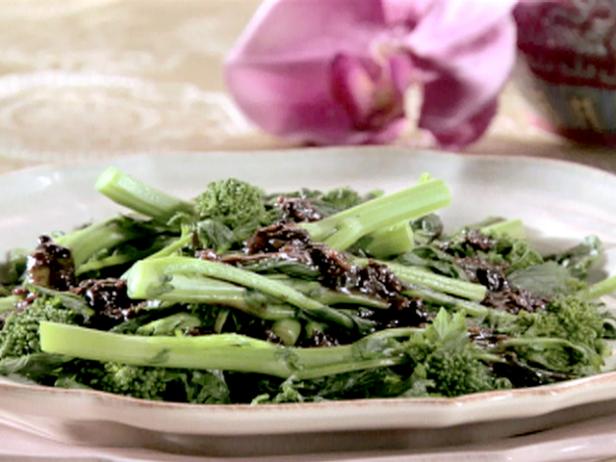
[0,353,72,381]
[547,236,602,279]
[508,262,585,298]
[195,219,235,252]
[397,246,469,280]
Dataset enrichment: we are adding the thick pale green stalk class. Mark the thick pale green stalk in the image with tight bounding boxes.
[41,323,295,377]
[95,167,193,221]
[126,257,353,329]
[40,323,411,379]
[57,219,136,267]
[364,222,414,258]
[130,272,296,321]
[302,178,451,250]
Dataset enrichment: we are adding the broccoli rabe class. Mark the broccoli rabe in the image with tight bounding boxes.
[513,296,606,349]
[253,311,507,402]
[404,310,508,397]
[3,166,616,405]
[96,168,278,252]
[422,349,500,397]
[81,363,230,404]
[494,296,609,378]
[253,366,410,403]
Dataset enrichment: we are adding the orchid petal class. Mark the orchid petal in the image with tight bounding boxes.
[397,0,517,147]
[225,0,518,148]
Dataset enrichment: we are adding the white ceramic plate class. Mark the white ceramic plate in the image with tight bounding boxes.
[2,147,616,456]
[1,415,616,462]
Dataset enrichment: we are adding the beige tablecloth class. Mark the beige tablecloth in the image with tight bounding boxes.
[0,0,615,175]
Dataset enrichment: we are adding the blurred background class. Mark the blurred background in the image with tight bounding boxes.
[0,0,613,173]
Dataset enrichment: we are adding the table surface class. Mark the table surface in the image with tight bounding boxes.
[0,0,615,176]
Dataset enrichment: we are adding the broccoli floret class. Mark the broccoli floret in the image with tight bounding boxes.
[496,296,609,379]
[515,296,605,350]
[196,178,267,233]
[83,362,230,404]
[423,349,501,397]
[0,296,80,358]
[403,309,507,397]
[98,363,175,401]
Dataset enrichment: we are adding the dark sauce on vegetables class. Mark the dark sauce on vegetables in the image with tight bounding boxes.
[245,223,427,326]
[275,196,323,223]
[26,236,75,290]
[73,278,136,328]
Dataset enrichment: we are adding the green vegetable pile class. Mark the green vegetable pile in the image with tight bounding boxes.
[1,167,615,404]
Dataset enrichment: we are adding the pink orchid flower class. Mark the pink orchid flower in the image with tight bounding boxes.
[225,0,517,149]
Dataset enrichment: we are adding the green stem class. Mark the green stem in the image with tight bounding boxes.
[495,337,596,359]
[476,352,506,364]
[273,278,388,309]
[95,167,193,221]
[39,323,411,379]
[120,233,192,280]
[272,319,302,346]
[214,309,230,333]
[355,258,486,301]
[480,219,525,239]
[0,296,17,313]
[580,275,616,300]
[296,357,404,380]
[126,257,353,329]
[146,233,193,260]
[302,178,451,250]
[132,272,296,321]
[403,287,513,323]
[135,313,202,336]
[56,219,137,267]
[76,250,153,276]
[363,222,414,258]
[41,323,294,377]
